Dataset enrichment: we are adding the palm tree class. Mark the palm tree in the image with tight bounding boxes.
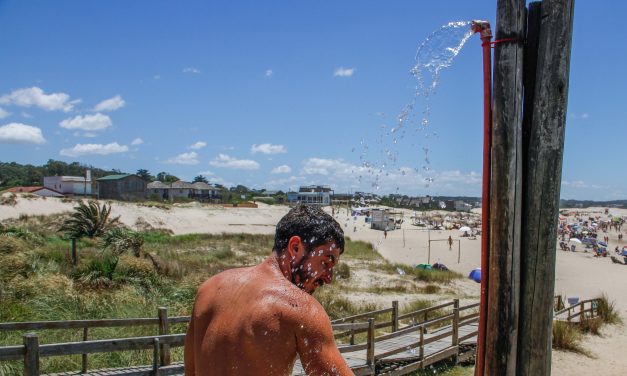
[102,228,144,257]
[59,201,120,239]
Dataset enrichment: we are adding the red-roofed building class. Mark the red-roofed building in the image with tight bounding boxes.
[2,186,64,197]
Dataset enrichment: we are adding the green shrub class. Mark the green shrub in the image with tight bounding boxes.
[334,262,350,280]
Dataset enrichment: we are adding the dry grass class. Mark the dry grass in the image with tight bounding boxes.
[552,321,592,357]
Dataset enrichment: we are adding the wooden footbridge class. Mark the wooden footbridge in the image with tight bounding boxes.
[0,299,479,376]
[0,295,601,375]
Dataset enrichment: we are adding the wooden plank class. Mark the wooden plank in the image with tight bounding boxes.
[0,345,24,361]
[397,301,454,321]
[0,318,158,331]
[39,334,185,357]
[518,2,575,375]
[485,1,526,375]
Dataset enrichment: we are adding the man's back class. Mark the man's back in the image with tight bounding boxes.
[184,257,349,376]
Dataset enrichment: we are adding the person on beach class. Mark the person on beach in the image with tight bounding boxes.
[448,235,453,250]
[184,205,353,376]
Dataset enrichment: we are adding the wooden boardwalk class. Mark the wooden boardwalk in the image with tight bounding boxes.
[292,322,478,375]
[0,299,480,376]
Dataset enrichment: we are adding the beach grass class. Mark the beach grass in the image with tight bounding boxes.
[2,217,442,373]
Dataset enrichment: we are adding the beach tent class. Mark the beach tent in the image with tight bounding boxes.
[432,262,449,271]
[416,263,432,270]
[469,268,481,283]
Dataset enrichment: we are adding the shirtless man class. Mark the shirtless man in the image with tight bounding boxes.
[184,205,354,376]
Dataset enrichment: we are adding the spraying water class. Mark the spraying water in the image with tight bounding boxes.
[356,21,474,192]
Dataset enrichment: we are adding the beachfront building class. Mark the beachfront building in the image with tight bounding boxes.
[43,172,92,196]
[146,180,221,202]
[2,186,64,197]
[370,208,403,231]
[295,185,333,206]
[96,174,146,201]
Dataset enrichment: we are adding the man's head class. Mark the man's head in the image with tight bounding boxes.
[273,205,345,293]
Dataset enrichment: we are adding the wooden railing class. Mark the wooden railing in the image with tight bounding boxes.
[0,300,479,376]
[554,298,600,323]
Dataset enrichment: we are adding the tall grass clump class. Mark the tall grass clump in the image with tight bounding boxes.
[596,294,622,325]
[552,321,590,356]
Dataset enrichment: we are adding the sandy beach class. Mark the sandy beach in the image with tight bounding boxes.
[1,195,625,374]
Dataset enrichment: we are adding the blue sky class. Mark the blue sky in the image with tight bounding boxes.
[0,1,624,200]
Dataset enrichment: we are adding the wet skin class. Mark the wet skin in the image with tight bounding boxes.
[184,236,354,376]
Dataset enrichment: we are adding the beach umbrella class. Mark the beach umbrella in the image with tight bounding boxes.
[468,268,481,283]
[459,226,472,232]
[568,238,582,244]
[598,241,608,247]
[416,263,432,270]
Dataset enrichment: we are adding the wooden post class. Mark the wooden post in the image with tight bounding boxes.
[452,299,460,364]
[366,318,375,369]
[349,319,355,345]
[517,1,575,375]
[82,327,89,373]
[419,326,425,360]
[152,337,160,375]
[484,0,526,375]
[457,240,461,263]
[23,333,39,376]
[392,301,399,332]
[158,307,171,366]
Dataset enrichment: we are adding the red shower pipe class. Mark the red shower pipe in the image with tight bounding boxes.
[471,19,492,376]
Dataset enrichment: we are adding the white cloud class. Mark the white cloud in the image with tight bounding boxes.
[271,165,291,174]
[189,141,206,150]
[59,142,128,157]
[93,95,125,112]
[0,87,80,112]
[0,107,10,119]
[0,123,45,144]
[265,69,273,77]
[131,138,144,145]
[209,154,260,170]
[59,113,112,131]
[251,143,287,155]
[183,67,200,74]
[196,170,214,176]
[333,67,355,77]
[302,158,353,175]
[166,151,199,165]
[21,112,32,118]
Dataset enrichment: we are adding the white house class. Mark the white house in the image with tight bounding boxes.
[44,172,92,195]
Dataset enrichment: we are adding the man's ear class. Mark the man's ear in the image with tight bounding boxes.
[286,236,305,261]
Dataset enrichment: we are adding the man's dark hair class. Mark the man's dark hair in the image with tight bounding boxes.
[273,205,344,255]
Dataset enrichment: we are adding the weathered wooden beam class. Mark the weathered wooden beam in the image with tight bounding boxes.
[23,333,39,376]
[518,1,575,375]
[485,0,526,374]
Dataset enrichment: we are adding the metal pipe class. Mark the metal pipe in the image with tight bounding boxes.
[471,19,492,376]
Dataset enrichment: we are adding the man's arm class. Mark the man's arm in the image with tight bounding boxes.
[296,303,354,376]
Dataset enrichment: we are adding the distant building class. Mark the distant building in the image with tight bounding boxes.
[296,185,333,206]
[96,174,146,201]
[2,186,64,197]
[146,180,221,202]
[44,171,92,196]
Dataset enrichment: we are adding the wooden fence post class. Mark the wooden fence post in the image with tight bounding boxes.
[419,326,424,360]
[366,318,375,369]
[82,327,89,373]
[152,337,160,375]
[23,333,39,376]
[349,319,355,345]
[392,301,399,332]
[158,307,171,366]
[452,299,460,364]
